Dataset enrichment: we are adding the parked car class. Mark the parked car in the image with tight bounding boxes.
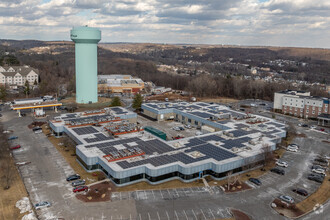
[308,174,324,183]
[184,124,192,129]
[276,161,288,168]
[73,185,88,193]
[248,178,262,186]
[287,146,298,152]
[314,157,328,164]
[8,136,18,140]
[301,124,308,127]
[33,127,42,133]
[34,201,51,210]
[72,179,86,187]
[66,174,81,181]
[292,188,308,196]
[288,144,299,149]
[172,127,180,131]
[195,131,203,136]
[311,165,326,171]
[310,125,316,129]
[270,167,285,175]
[279,195,295,204]
[178,127,185,131]
[312,168,326,175]
[10,145,21,150]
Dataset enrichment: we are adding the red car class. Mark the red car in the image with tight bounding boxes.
[10,145,21,150]
[73,185,88,193]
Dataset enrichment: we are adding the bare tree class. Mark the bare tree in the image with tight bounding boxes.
[261,143,274,167]
[0,123,14,190]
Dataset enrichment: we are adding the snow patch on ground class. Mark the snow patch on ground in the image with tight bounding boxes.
[16,197,37,220]
[16,197,32,214]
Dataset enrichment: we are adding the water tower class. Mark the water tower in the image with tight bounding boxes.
[70,26,101,104]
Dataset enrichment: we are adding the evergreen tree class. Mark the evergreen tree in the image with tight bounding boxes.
[132,93,143,110]
[24,80,30,96]
[110,96,121,107]
[0,86,7,101]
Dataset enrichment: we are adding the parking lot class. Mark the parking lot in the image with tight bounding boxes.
[111,186,222,202]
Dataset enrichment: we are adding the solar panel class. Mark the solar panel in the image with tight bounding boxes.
[72,126,98,135]
[185,138,205,147]
[199,135,225,142]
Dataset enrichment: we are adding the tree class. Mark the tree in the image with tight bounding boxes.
[0,86,7,101]
[132,93,143,110]
[261,143,274,167]
[24,80,30,97]
[110,96,121,107]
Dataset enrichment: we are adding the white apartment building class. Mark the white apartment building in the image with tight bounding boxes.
[274,90,330,119]
[0,65,39,87]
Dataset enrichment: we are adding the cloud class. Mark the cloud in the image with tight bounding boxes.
[0,0,329,48]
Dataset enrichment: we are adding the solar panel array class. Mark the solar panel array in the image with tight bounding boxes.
[72,126,99,135]
[221,137,251,149]
[184,138,205,147]
[199,135,225,142]
[136,139,174,154]
[61,113,77,120]
[231,129,257,137]
[185,143,236,161]
[85,137,141,148]
[84,133,113,143]
[111,107,128,114]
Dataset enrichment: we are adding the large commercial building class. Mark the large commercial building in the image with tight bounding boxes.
[274,90,330,120]
[49,103,286,186]
[98,75,144,94]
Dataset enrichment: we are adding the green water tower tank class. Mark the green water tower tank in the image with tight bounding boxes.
[71,26,101,104]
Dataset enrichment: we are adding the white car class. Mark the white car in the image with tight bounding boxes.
[287,146,298,152]
[312,168,326,175]
[310,125,316,129]
[35,201,51,210]
[276,161,288,168]
[172,127,180,131]
[288,144,299,149]
[184,124,192,129]
[279,195,295,204]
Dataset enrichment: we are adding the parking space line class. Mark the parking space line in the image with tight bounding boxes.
[192,209,197,220]
[152,190,156,199]
[136,191,139,200]
[157,211,161,220]
[190,187,194,193]
[182,210,188,220]
[174,210,179,220]
[209,208,215,219]
[167,189,172,198]
[139,213,142,220]
[148,212,151,220]
[160,190,164,199]
[144,190,147,199]
[165,211,170,220]
[174,188,179,197]
[119,192,122,200]
[200,209,207,220]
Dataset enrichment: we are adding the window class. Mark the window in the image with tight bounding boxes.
[300,109,303,112]
[318,112,321,115]
[306,110,309,113]
[312,111,315,114]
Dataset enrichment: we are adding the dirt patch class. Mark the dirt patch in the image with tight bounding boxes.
[296,133,307,138]
[222,181,251,193]
[199,97,239,104]
[272,198,304,218]
[322,140,330,144]
[0,154,29,220]
[61,96,113,111]
[27,121,46,129]
[231,209,251,220]
[76,181,114,202]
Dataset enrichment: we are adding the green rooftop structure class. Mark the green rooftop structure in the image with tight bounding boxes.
[70,26,101,104]
[144,126,167,140]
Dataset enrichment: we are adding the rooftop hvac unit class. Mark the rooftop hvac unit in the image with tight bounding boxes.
[228,133,234,137]
[231,147,239,153]
[245,146,252,150]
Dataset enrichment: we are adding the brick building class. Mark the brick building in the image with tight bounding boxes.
[274,90,330,119]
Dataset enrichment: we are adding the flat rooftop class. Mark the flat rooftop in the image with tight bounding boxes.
[49,103,286,175]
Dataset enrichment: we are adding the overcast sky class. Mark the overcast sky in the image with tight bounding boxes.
[1,0,329,48]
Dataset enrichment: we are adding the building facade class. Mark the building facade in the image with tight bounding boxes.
[0,66,39,87]
[98,75,144,94]
[274,90,330,119]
